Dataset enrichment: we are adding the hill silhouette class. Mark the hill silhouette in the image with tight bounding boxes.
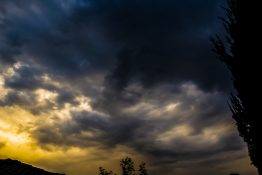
[0,159,65,175]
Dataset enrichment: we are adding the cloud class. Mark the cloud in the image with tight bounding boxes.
[0,62,80,113]
[1,0,230,89]
[33,82,246,174]
[0,0,115,75]
[4,63,45,90]
[93,0,231,92]
[0,0,231,114]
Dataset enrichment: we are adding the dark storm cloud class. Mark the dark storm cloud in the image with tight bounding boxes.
[35,110,145,148]
[0,0,116,76]
[56,89,78,106]
[91,0,230,92]
[4,64,44,90]
[80,0,230,114]
[34,83,245,170]
[0,90,36,107]
[0,64,79,113]
[0,86,78,115]
[0,89,57,115]
[0,0,229,89]
[1,0,230,118]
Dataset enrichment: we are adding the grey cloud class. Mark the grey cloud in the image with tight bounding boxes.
[33,82,245,174]
[94,0,230,92]
[55,89,78,106]
[1,0,231,114]
[1,65,79,113]
[35,110,145,148]
[0,0,116,76]
[0,90,55,114]
[0,90,36,107]
[0,88,78,115]
[1,0,230,89]
[4,64,44,90]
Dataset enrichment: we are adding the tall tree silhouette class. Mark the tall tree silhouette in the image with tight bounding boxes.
[212,0,261,174]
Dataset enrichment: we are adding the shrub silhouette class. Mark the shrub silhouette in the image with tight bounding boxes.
[99,167,115,175]
[138,163,148,175]
[98,157,149,175]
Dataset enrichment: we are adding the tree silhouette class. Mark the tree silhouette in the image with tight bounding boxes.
[212,0,262,174]
[120,157,135,175]
[99,167,115,175]
[138,163,148,175]
[98,157,149,175]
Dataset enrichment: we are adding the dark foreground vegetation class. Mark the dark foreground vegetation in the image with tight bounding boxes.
[99,157,148,175]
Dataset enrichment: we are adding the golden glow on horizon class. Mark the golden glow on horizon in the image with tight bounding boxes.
[0,130,28,144]
[0,104,257,175]
[0,105,145,175]
[0,80,257,175]
[0,106,42,162]
[0,107,34,146]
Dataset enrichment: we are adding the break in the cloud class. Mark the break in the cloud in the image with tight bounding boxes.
[0,0,257,175]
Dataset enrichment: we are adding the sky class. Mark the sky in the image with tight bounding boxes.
[0,0,257,175]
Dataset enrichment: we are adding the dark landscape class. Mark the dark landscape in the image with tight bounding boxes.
[0,159,64,175]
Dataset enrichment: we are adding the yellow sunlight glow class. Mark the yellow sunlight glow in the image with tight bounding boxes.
[0,130,28,144]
